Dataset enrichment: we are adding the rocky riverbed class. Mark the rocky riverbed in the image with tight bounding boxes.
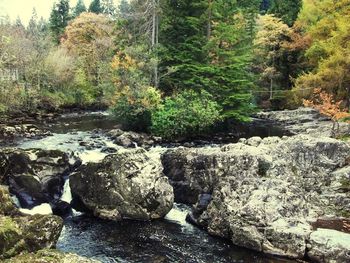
[0,109,349,262]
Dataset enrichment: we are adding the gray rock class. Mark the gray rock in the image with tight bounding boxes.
[0,148,80,208]
[0,213,63,259]
[5,249,101,263]
[70,148,174,221]
[307,229,350,263]
[108,129,161,148]
[256,107,350,137]
[0,124,51,139]
[162,135,350,259]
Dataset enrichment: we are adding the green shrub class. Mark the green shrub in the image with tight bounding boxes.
[151,89,222,139]
[72,69,95,107]
[111,86,161,131]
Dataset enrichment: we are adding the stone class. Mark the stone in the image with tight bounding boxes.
[0,124,51,140]
[4,249,100,262]
[0,185,20,216]
[256,107,350,137]
[0,214,63,259]
[70,148,174,221]
[162,135,350,259]
[307,229,350,263]
[108,129,161,148]
[0,148,80,208]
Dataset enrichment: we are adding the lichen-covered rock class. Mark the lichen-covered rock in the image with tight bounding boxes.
[70,148,173,221]
[163,135,350,259]
[0,185,19,216]
[108,129,161,148]
[0,124,51,141]
[4,249,100,263]
[0,183,64,260]
[0,148,80,208]
[307,229,350,263]
[0,214,63,259]
[256,107,350,137]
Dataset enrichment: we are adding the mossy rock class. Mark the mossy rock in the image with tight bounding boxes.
[0,185,19,216]
[0,217,26,259]
[4,249,100,262]
[0,215,63,260]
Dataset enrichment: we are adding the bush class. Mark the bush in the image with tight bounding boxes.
[111,86,161,131]
[151,90,222,139]
[72,69,95,107]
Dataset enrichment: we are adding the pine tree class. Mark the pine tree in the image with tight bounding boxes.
[159,0,208,93]
[14,16,25,30]
[49,0,70,43]
[159,0,256,120]
[205,0,256,120]
[101,0,116,17]
[27,8,38,36]
[268,0,302,26]
[73,0,87,18]
[118,0,131,18]
[89,0,102,14]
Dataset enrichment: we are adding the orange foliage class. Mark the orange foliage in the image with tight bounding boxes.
[282,22,312,52]
[303,88,350,121]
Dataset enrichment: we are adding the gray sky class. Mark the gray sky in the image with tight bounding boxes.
[0,0,121,25]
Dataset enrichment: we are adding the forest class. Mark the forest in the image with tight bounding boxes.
[0,0,349,139]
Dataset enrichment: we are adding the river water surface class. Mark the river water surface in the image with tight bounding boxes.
[15,112,295,263]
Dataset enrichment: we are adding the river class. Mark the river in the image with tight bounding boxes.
[15,111,295,263]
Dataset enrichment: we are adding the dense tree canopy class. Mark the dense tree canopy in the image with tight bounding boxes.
[0,0,348,138]
[294,0,350,107]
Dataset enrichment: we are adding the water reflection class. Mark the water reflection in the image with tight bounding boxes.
[57,204,296,263]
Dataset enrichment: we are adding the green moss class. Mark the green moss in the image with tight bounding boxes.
[339,177,350,192]
[291,165,298,176]
[4,249,98,263]
[0,217,25,259]
[337,134,350,142]
[0,186,19,216]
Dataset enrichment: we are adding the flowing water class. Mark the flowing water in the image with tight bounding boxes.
[15,111,295,263]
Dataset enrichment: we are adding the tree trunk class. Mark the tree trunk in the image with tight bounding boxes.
[207,0,212,39]
[270,78,273,99]
[152,0,159,88]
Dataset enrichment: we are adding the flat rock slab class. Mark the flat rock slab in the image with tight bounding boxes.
[307,228,350,263]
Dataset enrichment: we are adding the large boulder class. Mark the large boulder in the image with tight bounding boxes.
[162,135,350,260]
[0,148,80,208]
[0,215,63,259]
[70,148,174,221]
[0,184,63,260]
[5,249,100,263]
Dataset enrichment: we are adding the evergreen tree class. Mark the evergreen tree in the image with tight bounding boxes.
[260,0,270,13]
[118,0,131,18]
[101,0,116,17]
[159,0,208,93]
[14,16,25,30]
[205,0,256,120]
[159,0,256,120]
[73,0,87,18]
[49,0,70,43]
[27,8,38,36]
[268,0,302,26]
[89,0,102,14]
